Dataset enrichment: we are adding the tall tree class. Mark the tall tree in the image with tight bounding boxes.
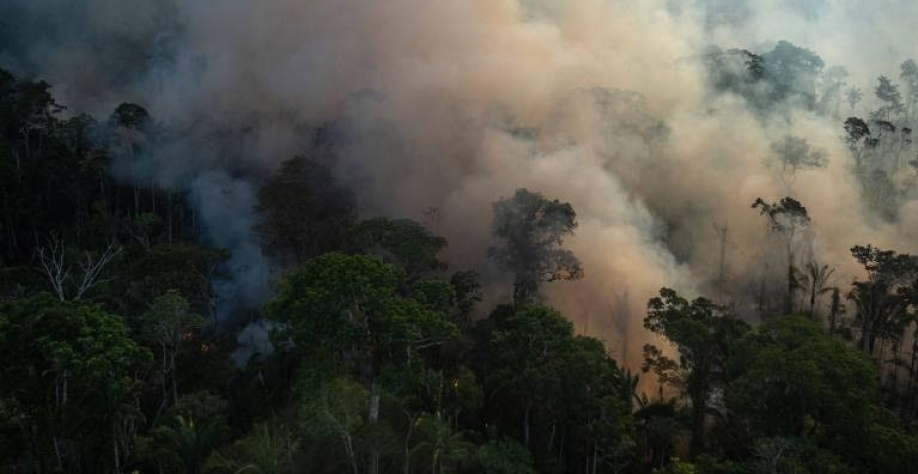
[752,197,811,315]
[642,288,750,457]
[767,135,828,190]
[901,59,918,120]
[488,189,583,305]
[847,86,864,112]
[794,261,836,322]
[140,290,205,414]
[874,75,905,122]
[847,245,918,355]
[267,253,457,474]
[819,66,848,117]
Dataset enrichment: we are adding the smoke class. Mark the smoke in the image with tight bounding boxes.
[4,0,918,366]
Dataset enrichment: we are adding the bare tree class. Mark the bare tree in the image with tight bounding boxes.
[36,234,122,301]
[36,235,70,301]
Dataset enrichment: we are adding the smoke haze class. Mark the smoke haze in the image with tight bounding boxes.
[4,0,918,365]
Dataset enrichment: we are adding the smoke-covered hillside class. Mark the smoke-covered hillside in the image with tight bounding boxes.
[3,1,918,472]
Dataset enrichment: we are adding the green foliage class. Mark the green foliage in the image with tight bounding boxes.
[477,438,535,474]
[644,288,750,456]
[410,413,475,473]
[0,293,150,472]
[719,317,918,472]
[205,421,301,474]
[349,217,448,279]
[268,252,458,383]
[140,290,205,351]
[480,304,635,470]
[298,377,367,473]
[847,245,918,354]
[148,415,225,474]
[729,317,875,442]
[113,243,227,317]
[5,42,918,474]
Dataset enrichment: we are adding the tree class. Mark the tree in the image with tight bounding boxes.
[0,294,150,472]
[901,59,918,119]
[139,391,229,474]
[478,304,634,471]
[299,378,368,474]
[149,416,224,474]
[410,412,475,474]
[847,245,917,356]
[874,76,904,122]
[349,217,448,280]
[766,135,828,190]
[844,117,871,166]
[107,103,153,216]
[140,290,206,414]
[34,235,122,301]
[643,288,750,456]
[113,243,227,319]
[483,305,575,449]
[267,253,457,474]
[724,316,909,472]
[205,421,300,474]
[488,189,583,305]
[793,261,835,322]
[847,86,864,112]
[819,66,848,117]
[477,437,535,474]
[762,41,825,106]
[255,156,356,266]
[268,253,457,379]
[751,197,811,315]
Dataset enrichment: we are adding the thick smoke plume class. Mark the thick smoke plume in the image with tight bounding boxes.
[4,0,918,366]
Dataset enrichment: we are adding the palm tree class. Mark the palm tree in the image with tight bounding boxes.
[410,413,474,474]
[793,261,835,322]
[848,280,910,356]
[204,422,299,474]
[153,416,224,474]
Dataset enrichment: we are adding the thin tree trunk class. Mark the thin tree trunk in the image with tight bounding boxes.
[908,335,918,416]
[810,286,817,322]
[343,434,359,474]
[368,381,380,474]
[548,422,555,453]
[593,443,598,474]
[113,427,122,474]
[786,262,794,315]
[523,405,531,448]
[403,410,417,474]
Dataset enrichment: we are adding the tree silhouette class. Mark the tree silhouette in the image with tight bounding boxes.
[488,189,583,305]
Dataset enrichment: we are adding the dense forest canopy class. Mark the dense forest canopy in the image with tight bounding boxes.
[4,0,918,472]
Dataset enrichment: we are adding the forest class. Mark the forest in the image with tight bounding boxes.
[4,1,918,473]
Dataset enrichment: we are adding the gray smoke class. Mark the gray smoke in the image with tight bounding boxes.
[4,0,918,366]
